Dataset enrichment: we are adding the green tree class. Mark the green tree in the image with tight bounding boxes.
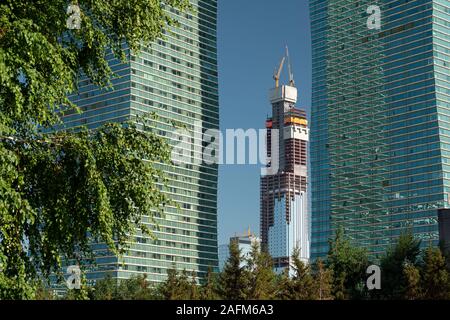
[118,275,157,300]
[159,267,181,300]
[158,267,196,300]
[64,275,91,300]
[327,228,368,300]
[290,247,316,300]
[421,247,450,300]
[34,281,55,300]
[0,0,190,299]
[90,274,118,300]
[402,262,421,300]
[200,266,219,300]
[188,271,200,300]
[312,258,333,300]
[380,233,421,299]
[246,242,276,300]
[90,274,157,300]
[217,240,249,300]
[275,269,292,300]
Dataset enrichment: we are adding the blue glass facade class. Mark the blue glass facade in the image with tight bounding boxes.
[61,0,219,282]
[310,0,450,258]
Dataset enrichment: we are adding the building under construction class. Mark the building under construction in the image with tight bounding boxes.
[260,50,310,273]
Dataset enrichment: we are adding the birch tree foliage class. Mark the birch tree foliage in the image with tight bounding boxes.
[0,0,190,299]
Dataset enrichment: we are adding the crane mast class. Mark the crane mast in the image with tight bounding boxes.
[286,46,295,87]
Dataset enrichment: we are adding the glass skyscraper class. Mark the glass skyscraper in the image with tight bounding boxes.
[61,0,219,282]
[310,0,450,258]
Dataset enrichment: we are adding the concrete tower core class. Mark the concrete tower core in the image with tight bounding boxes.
[261,83,310,274]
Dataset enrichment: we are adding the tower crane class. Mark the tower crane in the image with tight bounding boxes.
[273,46,295,88]
[273,56,286,88]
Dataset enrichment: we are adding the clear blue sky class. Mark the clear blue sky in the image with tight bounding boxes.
[217,0,312,244]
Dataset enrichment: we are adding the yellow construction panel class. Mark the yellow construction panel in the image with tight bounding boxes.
[284,117,308,126]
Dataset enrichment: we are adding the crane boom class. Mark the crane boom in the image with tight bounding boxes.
[273,56,286,88]
[286,46,295,87]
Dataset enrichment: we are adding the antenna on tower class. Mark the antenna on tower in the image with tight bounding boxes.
[286,45,295,87]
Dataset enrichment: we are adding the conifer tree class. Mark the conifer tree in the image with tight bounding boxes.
[200,266,219,300]
[217,240,249,300]
[290,247,316,300]
[175,269,194,300]
[159,267,181,300]
[312,258,334,300]
[380,233,421,299]
[90,274,118,300]
[246,242,276,300]
[421,247,450,300]
[118,275,156,300]
[276,269,293,300]
[402,262,421,300]
[327,228,368,299]
[189,271,200,300]
[91,274,157,300]
[34,281,55,300]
